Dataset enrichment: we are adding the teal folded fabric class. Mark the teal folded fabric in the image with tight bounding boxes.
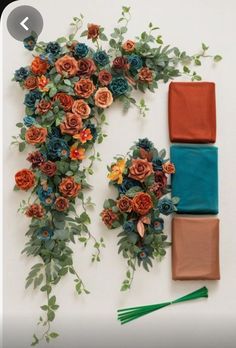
[171,145,218,214]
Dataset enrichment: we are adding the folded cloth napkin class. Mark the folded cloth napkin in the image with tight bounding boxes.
[168,82,216,143]
[172,217,220,280]
[171,145,218,214]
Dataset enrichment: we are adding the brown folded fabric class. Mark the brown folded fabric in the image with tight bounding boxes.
[172,217,220,280]
[168,82,216,143]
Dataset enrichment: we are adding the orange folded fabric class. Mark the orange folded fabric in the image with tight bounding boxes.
[168,82,216,143]
[172,217,220,280]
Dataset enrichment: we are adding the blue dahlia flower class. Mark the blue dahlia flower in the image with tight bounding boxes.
[24,90,42,108]
[93,50,109,66]
[136,138,153,151]
[74,43,89,58]
[152,217,164,232]
[46,138,70,160]
[152,157,164,171]
[14,67,29,82]
[157,198,175,215]
[23,116,36,127]
[128,54,143,70]
[46,41,61,56]
[109,77,129,96]
[123,221,135,233]
[37,226,54,241]
[118,177,140,194]
[36,186,55,206]
[23,35,37,51]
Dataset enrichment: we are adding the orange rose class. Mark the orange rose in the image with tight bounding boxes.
[162,161,175,174]
[77,58,96,76]
[98,70,112,86]
[101,208,118,228]
[37,75,49,91]
[36,100,52,115]
[31,56,49,75]
[60,113,83,135]
[25,204,45,218]
[53,93,74,111]
[24,76,38,90]
[55,55,78,77]
[117,196,133,213]
[59,177,81,198]
[122,40,135,52]
[94,87,113,108]
[74,78,95,98]
[128,158,154,182]
[70,146,85,160]
[72,100,91,118]
[15,169,35,191]
[87,23,100,39]
[25,126,47,145]
[132,192,153,215]
[54,196,69,212]
[138,67,153,83]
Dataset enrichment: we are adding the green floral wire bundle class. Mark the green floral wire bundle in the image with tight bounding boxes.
[117,286,208,324]
[11,5,221,346]
[101,139,179,291]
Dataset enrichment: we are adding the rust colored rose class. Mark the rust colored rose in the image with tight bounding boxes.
[36,99,52,115]
[53,93,74,111]
[101,208,118,228]
[59,177,81,198]
[77,58,96,76]
[72,100,91,119]
[25,204,45,218]
[154,171,167,188]
[122,40,135,52]
[55,55,78,77]
[87,23,100,39]
[132,192,153,215]
[24,76,38,90]
[25,126,47,145]
[31,56,49,75]
[27,151,45,168]
[139,148,153,162]
[112,56,128,70]
[15,169,35,191]
[60,113,83,135]
[98,70,112,86]
[162,161,175,174]
[54,196,69,212]
[138,67,153,83]
[128,158,154,182]
[40,161,57,177]
[94,87,113,108]
[149,182,163,199]
[74,78,95,98]
[117,196,133,213]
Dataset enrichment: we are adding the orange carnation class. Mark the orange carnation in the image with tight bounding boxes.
[73,129,93,143]
[70,146,85,160]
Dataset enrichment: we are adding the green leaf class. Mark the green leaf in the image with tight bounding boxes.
[202,42,209,51]
[214,55,222,62]
[40,305,48,311]
[18,142,26,152]
[16,122,23,128]
[47,310,55,322]
[54,74,61,84]
[57,37,67,44]
[125,186,143,198]
[49,296,56,307]
[31,334,39,346]
[53,229,70,240]
[49,86,57,98]
[172,196,180,205]
[50,332,59,339]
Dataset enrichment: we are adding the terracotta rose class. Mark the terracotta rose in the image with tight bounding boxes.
[128,158,154,182]
[15,169,35,191]
[53,93,74,111]
[36,100,52,115]
[72,100,91,118]
[59,177,81,198]
[162,161,175,174]
[74,78,95,98]
[122,40,135,52]
[87,24,100,39]
[117,196,133,213]
[60,113,83,135]
[98,70,112,86]
[101,208,118,228]
[25,126,47,145]
[25,204,45,218]
[24,76,38,90]
[55,55,78,77]
[54,196,69,212]
[40,161,57,177]
[77,58,96,76]
[138,67,153,83]
[132,192,153,215]
[94,87,113,108]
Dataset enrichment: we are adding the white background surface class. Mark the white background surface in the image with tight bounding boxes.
[2,0,236,347]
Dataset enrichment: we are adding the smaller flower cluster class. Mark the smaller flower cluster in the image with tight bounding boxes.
[101,139,179,290]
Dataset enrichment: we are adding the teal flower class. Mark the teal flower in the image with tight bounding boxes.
[157,198,175,215]
[36,186,55,206]
[74,43,89,58]
[123,221,135,233]
[46,42,61,56]
[23,116,36,127]
[128,54,143,70]
[137,246,153,260]
[37,226,54,241]
[24,90,42,108]
[46,138,70,160]
[93,51,109,66]
[23,35,37,51]
[109,77,129,96]
[152,217,164,232]
[136,138,153,151]
[14,67,29,82]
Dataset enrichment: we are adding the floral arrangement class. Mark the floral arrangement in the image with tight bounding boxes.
[101,139,179,291]
[12,5,220,345]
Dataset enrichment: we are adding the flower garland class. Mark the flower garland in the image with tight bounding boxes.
[12,6,221,345]
[101,139,179,291]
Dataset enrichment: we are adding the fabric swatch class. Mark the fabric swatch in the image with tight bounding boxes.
[168,82,216,143]
[172,216,220,280]
[171,145,218,214]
